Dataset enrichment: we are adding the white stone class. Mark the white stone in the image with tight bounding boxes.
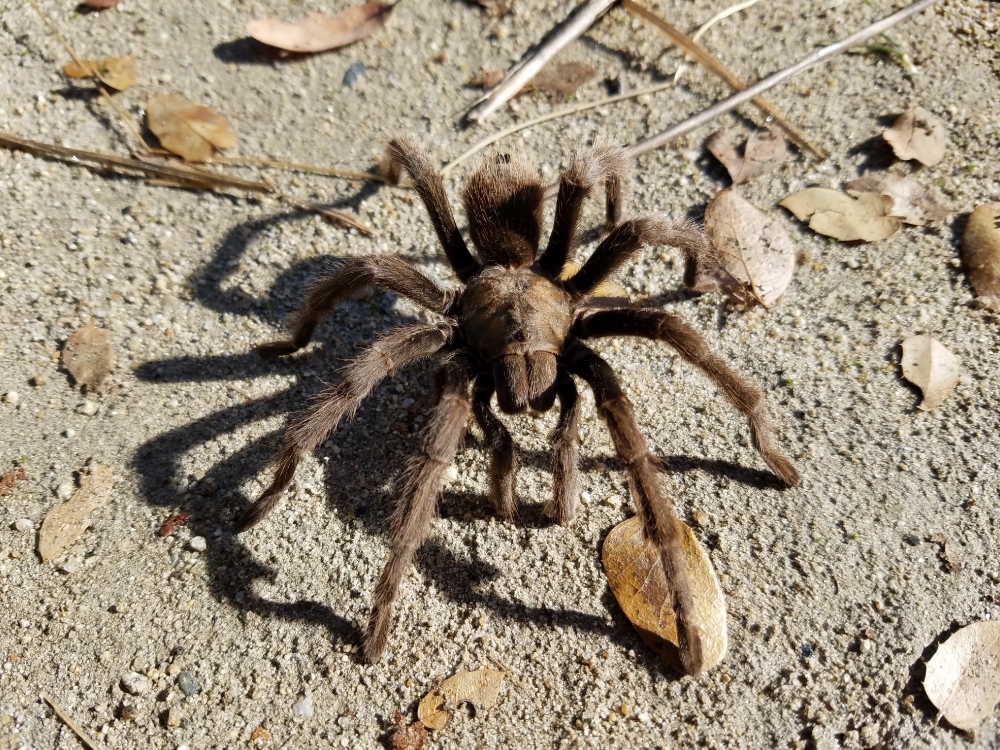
[292,691,313,718]
[56,482,74,500]
[14,519,33,533]
[120,671,151,695]
[188,536,207,552]
[3,391,19,406]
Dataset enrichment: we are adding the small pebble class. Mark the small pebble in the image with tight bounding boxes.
[31,373,49,388]
[77,401,98,416]
[444,465,459,483]
[846,258,861,269]
[188,536,207,552]
[166,706,184,728]
[14,519,33,533]
[342,62,365,87]
[3,391,19,406]
[64,428,76,438]
[799,643,814,658]
[292,691,314,718]
[120,671,151,696]
[166,661,182,676]
[903,534,921,546]
[177,671,199,697]
[56,482,74,500]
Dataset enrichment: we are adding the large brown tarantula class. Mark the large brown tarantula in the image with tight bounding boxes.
[237,136,800,675]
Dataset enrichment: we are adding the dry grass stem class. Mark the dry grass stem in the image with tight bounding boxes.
[40,693,101,750]
[279,193,375,235]
[218,155,383,182]
[622,0,827,160]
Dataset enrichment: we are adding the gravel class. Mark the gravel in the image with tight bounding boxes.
[120,671,151,697]
[0,0,998,748]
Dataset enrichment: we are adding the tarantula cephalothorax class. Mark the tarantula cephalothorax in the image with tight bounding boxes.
[237,136,800,675]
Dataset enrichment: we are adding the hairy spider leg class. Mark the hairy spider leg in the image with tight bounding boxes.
[567,343,705,676]
[237,323,453,531]
[363,359,472,662]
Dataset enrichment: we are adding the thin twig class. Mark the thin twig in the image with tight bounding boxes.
[279,193,375,235]
[464,0,616,123]
[217,155,383,183]
[0,132,272,192]
[41,693,101,750]
[674,0,764,83]
[25,0,150,152]
[623,0,827,159]
[441,79,677,178]
[623,0,938,160]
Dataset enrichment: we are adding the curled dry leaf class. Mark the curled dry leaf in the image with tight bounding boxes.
[923,621,1000,731]
[900,335,960,411]
[63,55,138,91]
[0,468,28,498]
[417,668,508,731]
[780,188,901,242]
[603,516,727,674]
[704,189,796,308]
[928,533,963,573]
[883,107,947,166]
[960,203,1000,312]
[246,2,393,54]
[388,710,428,750]
[468,62,596,100]
[706,129,787,185]
[62,321,114,391]
[38,465,114,563]
[845,173,951,226]
[83,0,121,7]
[146,95,236,163]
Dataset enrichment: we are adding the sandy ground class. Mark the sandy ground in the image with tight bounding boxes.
[1,0,999,748]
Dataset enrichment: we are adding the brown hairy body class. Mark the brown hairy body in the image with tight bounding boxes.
[237,136,800,675]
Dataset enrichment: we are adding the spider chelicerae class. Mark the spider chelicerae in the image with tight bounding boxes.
[237,136,800,674]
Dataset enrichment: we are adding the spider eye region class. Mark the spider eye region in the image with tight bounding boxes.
[460,268,573,413]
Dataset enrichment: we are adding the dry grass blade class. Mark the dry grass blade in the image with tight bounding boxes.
[0,133,271,192]
[246,2,393,53]
[41,694,101,750]
[622,0,826,160]
[280,193,374,235]
[217,155,381,182]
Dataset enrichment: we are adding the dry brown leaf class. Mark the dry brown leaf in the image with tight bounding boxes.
[62,321,114,391]
[960,203,1000,312]
[0,468,28,498]
[246,3,393,54]
[146,95,237,163]
[559,261,628,302]
[883,107,947,166]
[900,335,960,411]
[845,173,951,226]
[471,0,509,15]
[705,189,795,308]
[63,55,138,91]
[388,710,428,750]
[923,621,1000,731]
[468,62,596,100]
[706,129,787,184]
[603,516,727,674]
[417,668,508,731]
[928,533,963,573]
[780,188,901,242]
[38,465,114,563]
[83,0,121,7]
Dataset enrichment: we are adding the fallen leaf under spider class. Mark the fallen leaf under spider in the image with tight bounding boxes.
[560,261,628,302]
[63,54,138,91]
[62,321,114,392]
[706,129,787,184]
[960,203,1000,312]
[900,335,960,411]
[780,187,901,242]
[928,533,963,573]
[704,189,796,308]
[246,2,393,54]
[923,621,1000,731]
[883,106,947,166]
[388,710,428,749]
[845,173,951,226]
[38,465,114,563]
[602,516,727,674]
[83,0,121,7]
[146,94,237,163]
[417,668,508,731]
[468,62,596,100]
